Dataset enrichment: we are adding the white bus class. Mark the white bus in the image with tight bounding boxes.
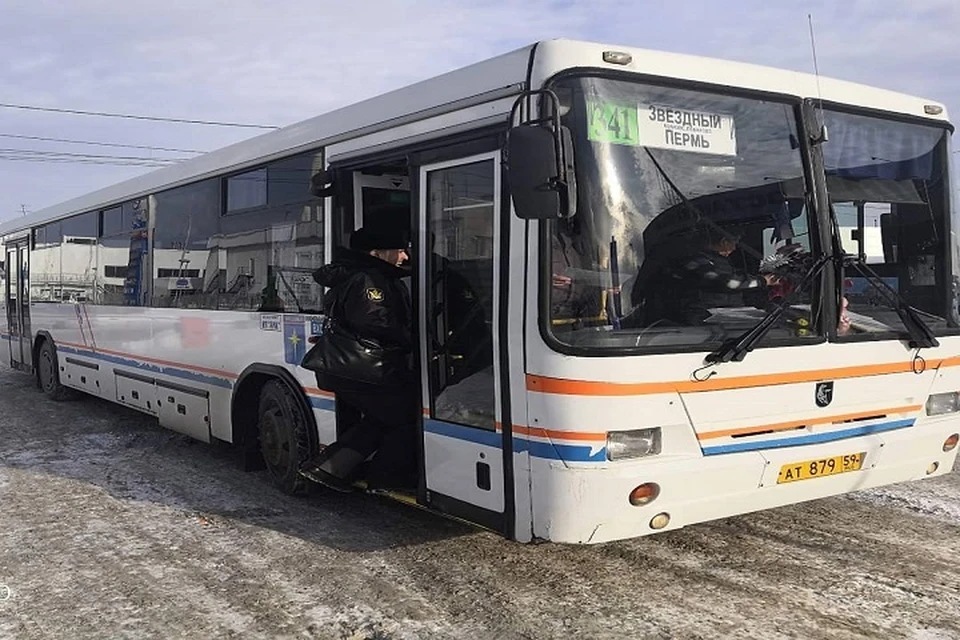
[3,39,959,544]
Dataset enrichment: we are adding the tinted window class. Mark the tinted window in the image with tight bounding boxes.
[219,201,324,313]
[226,168,267,212]
[31,211,98,303]
[225,152,319,213]
[218,150,324,312]
[268,153,316,206]
[152,178,220,308]
[97,200,148,306]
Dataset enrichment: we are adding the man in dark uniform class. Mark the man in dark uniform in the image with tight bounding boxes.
[298,227,418,492]
[640,228,777,326]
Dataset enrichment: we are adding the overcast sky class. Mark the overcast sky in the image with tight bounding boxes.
[1,0,957,224]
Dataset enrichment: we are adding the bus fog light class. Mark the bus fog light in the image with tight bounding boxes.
[650,513,670,529]
[607,428,661,461]
[927,462,940,475]
[628,482,660,506]
[925,392,960,416]
[943,434,959,452]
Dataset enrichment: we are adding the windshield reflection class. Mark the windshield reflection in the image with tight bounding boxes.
[549,76,817,352]
[822,109,956,338]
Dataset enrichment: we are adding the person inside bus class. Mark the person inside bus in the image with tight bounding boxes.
[636,226,778,326]
[298,226,418,492]
[551,219,603,325]
[427,231,492,385]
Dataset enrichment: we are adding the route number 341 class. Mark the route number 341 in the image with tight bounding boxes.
[587,102,639,146]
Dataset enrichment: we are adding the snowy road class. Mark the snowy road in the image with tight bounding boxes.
[1,363,959,640]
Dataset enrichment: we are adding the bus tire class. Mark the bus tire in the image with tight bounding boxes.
[256,379,311,496]
[36,339,76,401]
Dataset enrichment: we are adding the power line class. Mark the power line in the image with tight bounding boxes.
[0,148,184,168]
[0,132,205,154]
[0,102,280,130]
[0,147,186,161]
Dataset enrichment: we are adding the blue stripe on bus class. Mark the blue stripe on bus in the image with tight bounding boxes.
[516,438,607,462]
[56,344,234,390]
[701,419,915,455]
[307,395,336,411]
[56,342,337,413]
[423,419,607,462]
[0,332,10,341]
[424,419,503,448]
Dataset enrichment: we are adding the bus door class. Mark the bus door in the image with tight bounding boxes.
[416,151,508,531]
[4,238,31,371]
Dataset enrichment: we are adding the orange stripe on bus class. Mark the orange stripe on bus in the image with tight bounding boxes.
[526,359,952,397]
[512,424,606,442]
[303,387,336,399]
[697,404,924,441]
[59,340,239,380]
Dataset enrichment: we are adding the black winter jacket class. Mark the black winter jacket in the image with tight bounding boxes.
[313,249,413,350]
[643,248,766,325]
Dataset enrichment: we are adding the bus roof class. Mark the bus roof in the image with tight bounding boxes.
[2,38,949,237]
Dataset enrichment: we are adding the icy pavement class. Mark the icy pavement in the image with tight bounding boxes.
[1,364,959,640]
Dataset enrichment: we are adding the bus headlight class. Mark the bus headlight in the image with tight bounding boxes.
[926,392,960,416]
[607,428,662,461]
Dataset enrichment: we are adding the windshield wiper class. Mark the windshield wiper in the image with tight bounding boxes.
[706,254,830,363]
[820,195,939,349]
[842,256,939,349]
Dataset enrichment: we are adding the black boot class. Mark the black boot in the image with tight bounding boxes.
[298,459,355,493]
[298,444,367,493]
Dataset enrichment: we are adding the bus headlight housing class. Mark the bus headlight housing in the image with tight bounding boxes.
[607,428,662,461]
[926,392,960,416]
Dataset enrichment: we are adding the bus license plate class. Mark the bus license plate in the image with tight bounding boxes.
[777,452,866,484]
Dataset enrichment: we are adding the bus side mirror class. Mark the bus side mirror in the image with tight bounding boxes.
[311,169,335,198]
[506,125,577,220]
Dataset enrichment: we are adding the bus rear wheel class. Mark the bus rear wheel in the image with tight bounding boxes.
[256,380,311,496]
[37,339,76,401]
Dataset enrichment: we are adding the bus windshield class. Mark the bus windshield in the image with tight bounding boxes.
[548,75,816,352]
[822,109,958,339]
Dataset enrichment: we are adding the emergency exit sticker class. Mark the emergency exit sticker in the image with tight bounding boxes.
[587,101,640,146]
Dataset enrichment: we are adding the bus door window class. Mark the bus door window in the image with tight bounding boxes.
[424,159,496,429]
[5,246,17,335]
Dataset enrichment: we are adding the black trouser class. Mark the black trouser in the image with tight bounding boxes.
[315,384,418,485]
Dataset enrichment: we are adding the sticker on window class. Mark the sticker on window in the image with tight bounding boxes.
[638,105,737,156]
[587,101,640,146]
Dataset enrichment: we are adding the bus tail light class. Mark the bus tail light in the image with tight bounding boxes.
[629,483,660,506]
[944,434,959,452]
[607,428,661,461]
[925,392,960,416]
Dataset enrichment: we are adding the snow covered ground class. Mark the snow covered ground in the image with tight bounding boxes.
[1,363,959,640]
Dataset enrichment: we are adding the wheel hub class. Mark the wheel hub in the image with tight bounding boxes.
[39,352,54,390]
[259,407,288,470]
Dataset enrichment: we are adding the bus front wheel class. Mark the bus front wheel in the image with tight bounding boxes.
[256,380,311,496]
[37,340,76,401]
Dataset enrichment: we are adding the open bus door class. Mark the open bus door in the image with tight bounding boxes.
[4,237,32,371]
[415,150,509,533]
